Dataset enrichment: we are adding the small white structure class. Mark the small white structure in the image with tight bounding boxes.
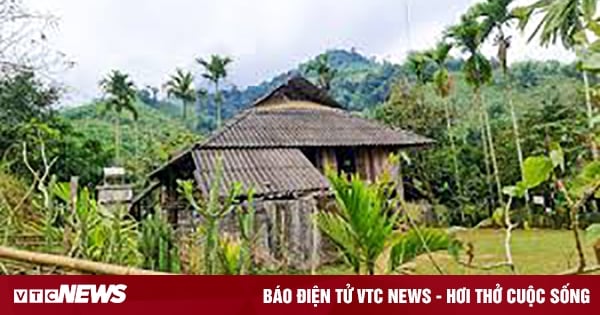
[97,167,133,206]
[102,167,126,178]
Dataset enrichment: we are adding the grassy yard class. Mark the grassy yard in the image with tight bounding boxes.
[319,229,600,275]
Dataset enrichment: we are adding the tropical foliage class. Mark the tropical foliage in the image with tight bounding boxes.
[164,68,197,120]
[3,0,600,276]
[316,169,452,275]
[99,70,138,165]
[197,55,233,129]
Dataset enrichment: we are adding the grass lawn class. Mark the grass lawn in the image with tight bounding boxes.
[319,229,600,275]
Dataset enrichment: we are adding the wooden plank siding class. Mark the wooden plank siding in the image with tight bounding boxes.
[313,147,398,183]
[320,148,338,172]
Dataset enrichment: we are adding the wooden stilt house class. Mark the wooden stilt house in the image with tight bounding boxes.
[135,76,432,269]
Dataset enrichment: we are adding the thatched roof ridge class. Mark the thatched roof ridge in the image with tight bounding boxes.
[252,76,342,109]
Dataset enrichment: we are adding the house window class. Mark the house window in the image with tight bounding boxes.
[335,148,357,175]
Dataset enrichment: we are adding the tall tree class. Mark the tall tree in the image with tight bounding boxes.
[164,68,196,120]
[515,0,599,159]
[425,42,465,213]
[99,70,138,165]
[469,0,528,199]
[195,88,208,131]
[196,55,233,129]
[446,17,503,206]
[305,53,337,91]
[405,51,439,202]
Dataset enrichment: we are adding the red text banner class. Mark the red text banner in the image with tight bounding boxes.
[0,276,597,315]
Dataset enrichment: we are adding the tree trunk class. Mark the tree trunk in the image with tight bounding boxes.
[504,72,530,218]
[182,100,188,120]
[134,121,139,159]
[114,114,120,165]
[571,206,586,273]
[442,96,463,221]
[416,86,437,205]
[215,81,222,129]
[476,90,495,213]
[505,74,525,182]
[583,71,598,160]
[479,92,502,204]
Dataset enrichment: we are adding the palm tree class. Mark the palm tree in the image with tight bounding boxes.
[425,42,464,215]
[404,51,442,203]
[164,68,196,120]
[99,70,138,165]
[305,53,337,91]
[514,0,599,159]
[469,0,528,198]
[446,17,503,205]
[406,52,430,86]
[196,55,233,129]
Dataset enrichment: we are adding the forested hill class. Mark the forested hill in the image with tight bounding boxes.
[62,49,405,149]
[64,49,580,134]
[207,49,404,122]
[59,48,581,186]
[161,49,580,127]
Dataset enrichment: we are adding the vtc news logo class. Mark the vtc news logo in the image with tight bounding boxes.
[13,284,127,304]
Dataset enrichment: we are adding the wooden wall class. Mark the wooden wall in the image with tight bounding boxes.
[315,147,398,183]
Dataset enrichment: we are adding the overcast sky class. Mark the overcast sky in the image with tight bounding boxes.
[28,0,571,106]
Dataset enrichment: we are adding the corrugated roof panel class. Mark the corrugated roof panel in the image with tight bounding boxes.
[192,148,329,198]
[201,107,433,149]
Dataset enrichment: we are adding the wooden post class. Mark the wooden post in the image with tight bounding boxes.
[310,197,320,275]
[70,176,79,211]
[63,176,78,254]
[278,203,288,271]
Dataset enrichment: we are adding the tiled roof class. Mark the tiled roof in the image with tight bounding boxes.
[201,106,433,149]
[191,148,330,198]
[147,76,432,199]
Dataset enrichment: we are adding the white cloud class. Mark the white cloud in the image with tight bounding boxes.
[26,0,571,106]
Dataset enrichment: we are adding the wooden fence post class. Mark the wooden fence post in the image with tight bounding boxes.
[63,176,78,254]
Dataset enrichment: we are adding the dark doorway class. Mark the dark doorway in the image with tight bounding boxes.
[301,148,322,170]
[335,148,357,175]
